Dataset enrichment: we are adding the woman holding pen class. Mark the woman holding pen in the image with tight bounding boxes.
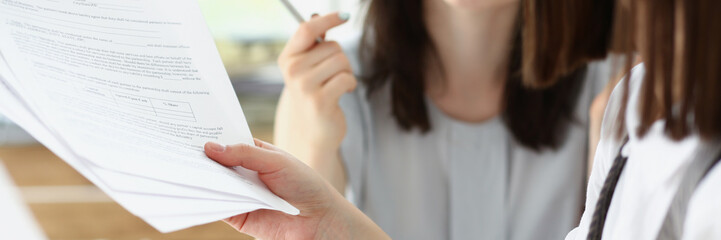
[271,0,615,239]
[203,0,721,239]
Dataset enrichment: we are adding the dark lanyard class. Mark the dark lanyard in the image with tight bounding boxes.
[586,137,629,240]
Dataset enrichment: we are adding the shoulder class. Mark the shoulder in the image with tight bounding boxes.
[593,63,645,176]
[602,63,645,140]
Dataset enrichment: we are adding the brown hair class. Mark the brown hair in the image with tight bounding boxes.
[614,0,721,140]
[359,0,615,150]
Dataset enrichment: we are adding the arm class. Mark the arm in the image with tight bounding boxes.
[204,140,388,240]
[308,151,347,195]
[274,13,355,193]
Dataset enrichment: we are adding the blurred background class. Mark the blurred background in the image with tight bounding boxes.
[0,0,364,239]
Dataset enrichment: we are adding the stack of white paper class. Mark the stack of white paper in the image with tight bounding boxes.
[0,0,298,233]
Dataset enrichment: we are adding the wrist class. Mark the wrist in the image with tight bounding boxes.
[342,200,391,240]
[315,191,389,240]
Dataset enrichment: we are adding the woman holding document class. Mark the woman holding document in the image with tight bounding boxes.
[204,0,721,239]
[271,0,614,239]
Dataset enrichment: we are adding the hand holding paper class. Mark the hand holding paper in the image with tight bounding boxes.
[203,140,391,240]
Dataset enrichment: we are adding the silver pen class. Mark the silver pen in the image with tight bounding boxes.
[278,0,324,42]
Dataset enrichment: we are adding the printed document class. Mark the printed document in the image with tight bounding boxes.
[0,0,298,233]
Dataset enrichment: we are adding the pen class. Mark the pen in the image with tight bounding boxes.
[278,0,324,42]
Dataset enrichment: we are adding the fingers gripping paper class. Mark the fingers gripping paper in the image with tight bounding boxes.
[0,0,299,233]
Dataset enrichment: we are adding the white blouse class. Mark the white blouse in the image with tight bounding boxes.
[566,64,721,240]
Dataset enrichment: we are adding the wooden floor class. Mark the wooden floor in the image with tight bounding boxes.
[0,142,272,239]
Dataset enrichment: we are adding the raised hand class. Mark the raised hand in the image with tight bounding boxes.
[274,12,356,192]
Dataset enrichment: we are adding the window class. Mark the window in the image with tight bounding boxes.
[198,0,363,82]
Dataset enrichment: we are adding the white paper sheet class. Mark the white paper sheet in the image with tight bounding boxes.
[0,66,287,232]
[0,0,298,233]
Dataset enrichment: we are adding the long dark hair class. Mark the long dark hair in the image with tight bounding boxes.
[359,0,615,150]
[614,0,721,141]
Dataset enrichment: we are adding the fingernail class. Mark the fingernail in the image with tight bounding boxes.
[206,142,226,153]
[311,13,319,18]
[338,12,350,21]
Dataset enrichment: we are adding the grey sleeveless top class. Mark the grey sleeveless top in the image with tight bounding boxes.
[339,39,611,240]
